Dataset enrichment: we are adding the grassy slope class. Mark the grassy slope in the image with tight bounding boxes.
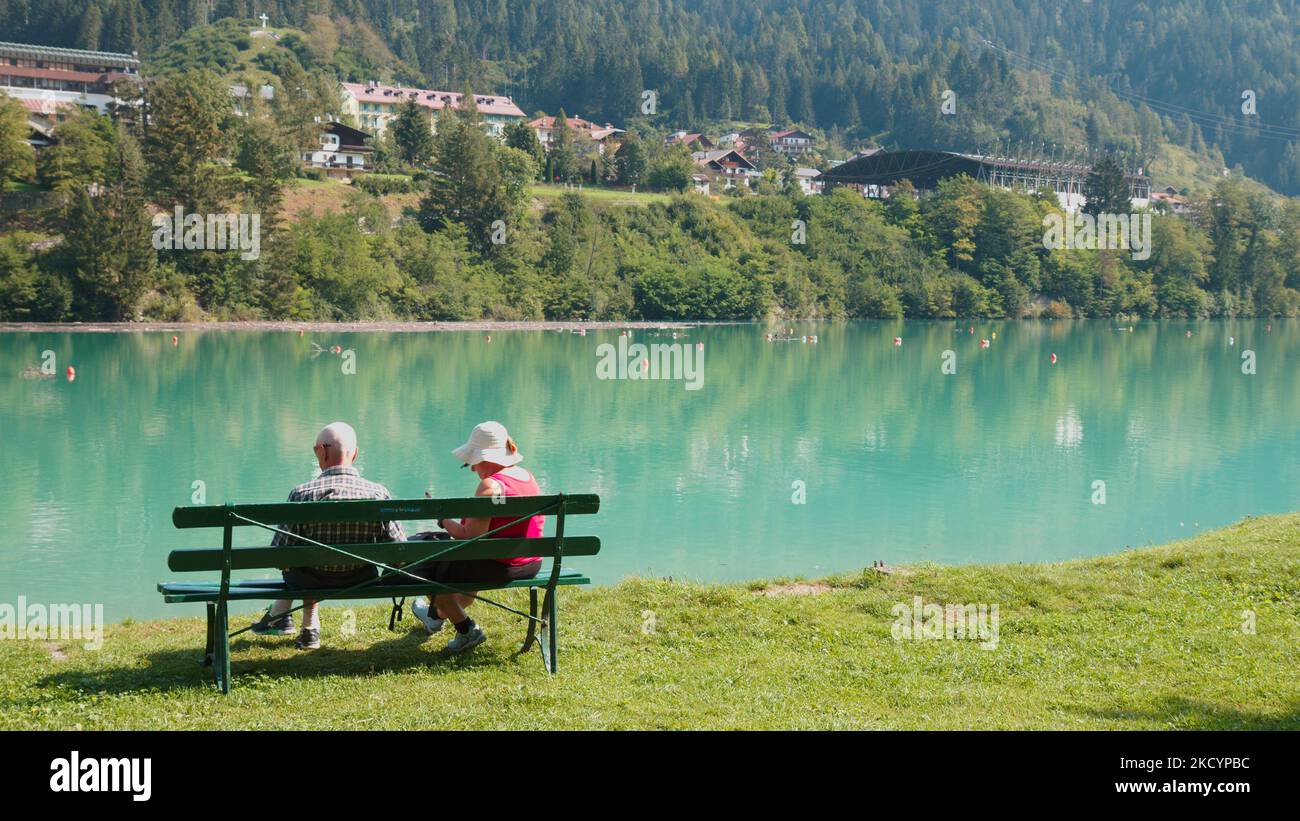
[1,514,1295,730]
[1150,143,1283,202]
[272,179,670,224]
[529,183,674,208]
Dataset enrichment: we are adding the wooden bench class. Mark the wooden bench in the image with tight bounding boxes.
[157,494,600,693]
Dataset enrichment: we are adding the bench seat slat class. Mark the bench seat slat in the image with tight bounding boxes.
[157,567,590,604]
[173,494,599,529]
[167,535,600,572]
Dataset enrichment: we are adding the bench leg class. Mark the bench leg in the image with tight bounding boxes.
[520,587,539,655]
[214,601,231,695]
[537,589,558,674]
[203,603,216,668]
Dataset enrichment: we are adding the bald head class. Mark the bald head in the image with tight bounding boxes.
[315,421,358,468]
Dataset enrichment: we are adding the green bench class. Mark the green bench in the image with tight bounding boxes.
[157,493,600,693]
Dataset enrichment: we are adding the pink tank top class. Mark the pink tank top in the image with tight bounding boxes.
[488,470,544,566]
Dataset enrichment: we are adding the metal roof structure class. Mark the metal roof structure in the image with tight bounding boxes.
[0,41,139,69]
[820,149,1149,198]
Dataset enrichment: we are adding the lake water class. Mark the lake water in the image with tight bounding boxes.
[2,320,1296,622]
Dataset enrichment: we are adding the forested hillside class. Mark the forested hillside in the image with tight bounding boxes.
[3,0,1299,192]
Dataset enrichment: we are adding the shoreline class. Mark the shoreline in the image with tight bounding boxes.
[0,317,1288,333]
[0,320,706,333]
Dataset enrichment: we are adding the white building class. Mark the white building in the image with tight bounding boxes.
[0,40,139,117]
[529,114,624,154]
[340,81,525,140]
[792,167,822,195]
[302,122,373,179]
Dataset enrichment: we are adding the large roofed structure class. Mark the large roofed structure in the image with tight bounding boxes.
[0,40,140,122]
[0,41,139,73]
[820,148,1151,211]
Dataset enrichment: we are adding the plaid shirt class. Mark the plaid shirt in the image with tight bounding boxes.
[272,466,406,574]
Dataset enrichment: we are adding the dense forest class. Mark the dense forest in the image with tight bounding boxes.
[1,5,1298,323]
[2,0,1300,193]
[2,74,1298,323]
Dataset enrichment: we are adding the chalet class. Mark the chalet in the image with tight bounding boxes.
[770,129,814,157]
[529,114,624,154]
[0,41,140,115]
[792,167,822,195]
[666,131,714,151]
[340,81,525,140]
[694,148,758,191]
[302,122,373,179]
[1150,187,1191,215]
[691,174,711,195]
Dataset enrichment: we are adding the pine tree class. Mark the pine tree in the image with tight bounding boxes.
[504,119,545,173]
[1082,154,1131,216]
[419,88,533,255]
[62,125,154,320]
[0,96,35,185]
[144,70,236,213]
[392,100,435,167]
[549,109,578,183]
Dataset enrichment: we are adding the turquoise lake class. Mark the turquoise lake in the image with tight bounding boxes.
[2,320,1296,622]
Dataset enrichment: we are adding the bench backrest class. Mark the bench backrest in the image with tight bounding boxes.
[169,494,599,574]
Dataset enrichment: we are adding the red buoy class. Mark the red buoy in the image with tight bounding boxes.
[980,339,989,349]
[893,337,902,346]
[1050,353,1057,364]
[171,335,178,346]
[66,366,75,381]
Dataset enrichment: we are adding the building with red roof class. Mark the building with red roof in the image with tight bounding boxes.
[529,114,625,154]
[340,81,526,140]
[0,40,140,120]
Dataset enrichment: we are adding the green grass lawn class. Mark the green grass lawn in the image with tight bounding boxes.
[2,514,1296,729]
[1,181,48,192]
[530,183,674,207]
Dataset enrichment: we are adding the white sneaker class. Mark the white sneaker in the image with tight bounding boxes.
[446,625,487,653]
[410,598,445,635]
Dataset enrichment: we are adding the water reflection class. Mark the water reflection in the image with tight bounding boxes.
[1,320,1296,621]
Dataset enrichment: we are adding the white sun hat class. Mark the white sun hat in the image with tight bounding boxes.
[452,421,524,467]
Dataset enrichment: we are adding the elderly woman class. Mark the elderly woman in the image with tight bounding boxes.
[410,421,544,653]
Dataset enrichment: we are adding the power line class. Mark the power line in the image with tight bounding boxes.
[980,37,1300,144]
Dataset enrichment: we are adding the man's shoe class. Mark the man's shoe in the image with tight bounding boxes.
[295,628,320,650]
[411,598,445,635]
[446,625,486,654]
[250,609,295,636]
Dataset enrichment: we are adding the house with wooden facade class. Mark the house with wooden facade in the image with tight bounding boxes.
[302,122,373,179]
[694,148,759,191]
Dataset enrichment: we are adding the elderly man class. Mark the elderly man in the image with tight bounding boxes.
[247,421,405,649]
